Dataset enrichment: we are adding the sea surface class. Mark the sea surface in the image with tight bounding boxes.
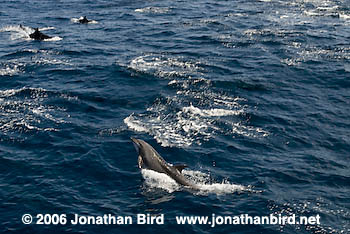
[1,0,349,233]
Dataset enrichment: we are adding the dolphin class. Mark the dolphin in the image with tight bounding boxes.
[131,138,198,189]
[29,28,52,40]
[79,16,91,24]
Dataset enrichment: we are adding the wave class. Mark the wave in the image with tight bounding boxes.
[0,63,22,76]
[125,76,267,147]
[125,53,269,147]
[281,46,350,67]
[1,49,71,75]
[0,87,72,135]
[128,54,203,79]
[34,57,71,65]
[269,198,349,233]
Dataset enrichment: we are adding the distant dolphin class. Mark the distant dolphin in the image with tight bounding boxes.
[79,16,91,24]
[131,138,198,189]
[29,28,51,40]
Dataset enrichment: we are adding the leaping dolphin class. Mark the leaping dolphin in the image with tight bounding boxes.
[29,28,52,40]
[131,138,198,189]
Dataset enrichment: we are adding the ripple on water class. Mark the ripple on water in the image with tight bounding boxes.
[0,87,72,136]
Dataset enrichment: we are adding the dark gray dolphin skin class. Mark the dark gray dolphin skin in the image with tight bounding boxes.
[29,28,51,40]
[131,137,198,189]
[79,16,90,24]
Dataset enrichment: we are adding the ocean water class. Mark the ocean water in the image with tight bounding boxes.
[1,0,349,233]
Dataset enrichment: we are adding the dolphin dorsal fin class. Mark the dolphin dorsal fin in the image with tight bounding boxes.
[173,164,187,172]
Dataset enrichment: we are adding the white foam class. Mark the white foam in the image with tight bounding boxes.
[71,18,80,23]
[1,25,61,41]
[128,54,201,78]
[0,87,45,97]
[126,54,268,146]
[304,10,321,17]
[124,115,150,133]
[340,13,350,20]
[0,25,25,33]
[141,169,181,193]
[135,7,170,14]
[196,183,247,195]
[34,58,71,65]
[182,105,243,117]
[40,26,55,31]
[0,25,30,40]
[124,89,267,147]
[0,87,69,134]
[231,122,269,138]
[0,64,21,76]
[43,36,62,41]
[141,168,248,195]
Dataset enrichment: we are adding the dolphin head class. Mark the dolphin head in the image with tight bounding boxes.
[131,137,149,169]
[131,137,141,154]
[130,137,165,172]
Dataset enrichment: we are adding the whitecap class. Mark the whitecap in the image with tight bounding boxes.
[128,54,202,79]
[124,90,267,147]
[134,7,170,14]
[0,63,21,76]
[125,54,268,147]
[0,87,70,134]
[182,104,243,117]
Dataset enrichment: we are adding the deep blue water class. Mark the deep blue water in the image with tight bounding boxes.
[1,0,349,233]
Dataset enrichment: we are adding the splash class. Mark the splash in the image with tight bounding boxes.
[71,17,98,24]
[0,25,30,40]
[0,25,61,41]
[141,169,181,193]
[141,168,249,195]
[43,36,62,41]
